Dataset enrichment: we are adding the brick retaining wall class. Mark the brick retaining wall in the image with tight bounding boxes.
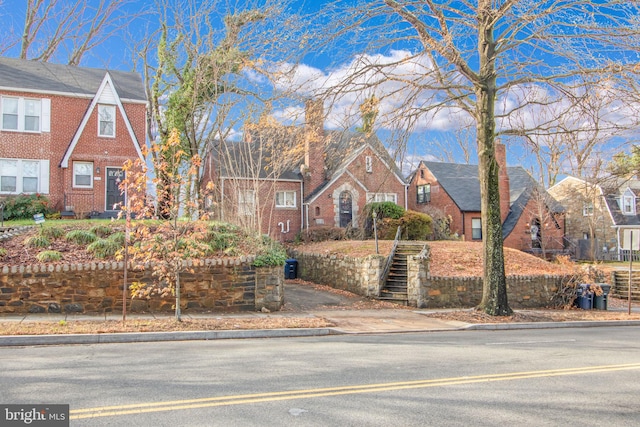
[0,258,283,314]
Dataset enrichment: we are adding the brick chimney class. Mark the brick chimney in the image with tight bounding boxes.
[303,99,325,195]
[496,143,510,222]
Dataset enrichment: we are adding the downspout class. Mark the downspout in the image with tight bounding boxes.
[220,178,225,221]
[301,180,305,232]
[462,212,465,239]
[404,184,408,210]
[617,227,622,261]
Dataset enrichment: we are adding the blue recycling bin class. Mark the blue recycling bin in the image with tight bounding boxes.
[576,284,593,310]
[284,259,298,279]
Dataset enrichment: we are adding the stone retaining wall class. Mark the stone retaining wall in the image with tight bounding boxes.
[0,258,283,314]
[290,247,571,308]
[289,250,384,298]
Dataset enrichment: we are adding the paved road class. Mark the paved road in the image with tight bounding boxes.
[1,327,639,426]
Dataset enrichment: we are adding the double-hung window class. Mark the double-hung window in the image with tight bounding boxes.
[368,193,397,204]
[0,159,46,194]
[417,184,431,203]
[471,218,482,240]
[275,191,296,208]
[238,190,255,216]
[98,105,116,137]
[73,162,94,188]
[1,97,47,132]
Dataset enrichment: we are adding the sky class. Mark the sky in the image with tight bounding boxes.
[2,0,639,184]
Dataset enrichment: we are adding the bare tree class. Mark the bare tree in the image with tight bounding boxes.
[140,0,300,218]
[1,0,143,65]
[298,1,640,315]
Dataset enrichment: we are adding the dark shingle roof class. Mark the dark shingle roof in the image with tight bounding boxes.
[0,57,146,101]
[420,161,564,237]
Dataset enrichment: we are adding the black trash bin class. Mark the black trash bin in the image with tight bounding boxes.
[576,284,593,310]
[284,259,298,279]
[594,284,611,310]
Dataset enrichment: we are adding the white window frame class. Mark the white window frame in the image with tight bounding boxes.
[622,191,636,215]
[238,189,255,216]
[1,96,48,133]
[365,156,373,173]
[98,104,116,138]
[0,158,48,194]
[367,193,398,204]
[471,218,482,240]
[417,184,431,204]
[275,190,296,208]
[582,202,594,216]
[73,161,94,189]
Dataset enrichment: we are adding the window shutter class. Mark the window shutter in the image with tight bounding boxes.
[40,160,50,193]
[41,98,51,132]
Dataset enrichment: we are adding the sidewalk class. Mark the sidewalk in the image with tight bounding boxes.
[1,306,640,347]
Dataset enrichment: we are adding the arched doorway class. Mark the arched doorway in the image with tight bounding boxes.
[339,191,353,228]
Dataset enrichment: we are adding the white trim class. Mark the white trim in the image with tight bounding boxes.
[275,190,297,208]
[98,104,116,138]
[60,72,144,168]
[72,161,94,189]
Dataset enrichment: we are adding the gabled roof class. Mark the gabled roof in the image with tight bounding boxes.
[549,175,640,228]
[0,57,146,102]
[211,129,406,199]
[419,161,564,237]
[60,73,144,167]
[304,131,406,203]
[212,139,303,181]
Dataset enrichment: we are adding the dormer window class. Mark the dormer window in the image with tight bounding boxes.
[621,188,636,215]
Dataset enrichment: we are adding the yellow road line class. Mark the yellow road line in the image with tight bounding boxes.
[70,363,640,420]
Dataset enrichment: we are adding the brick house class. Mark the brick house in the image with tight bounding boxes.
[203,100,408,241]
[0,57,146,217]
[548,176,640,260]
[407,145,565,253]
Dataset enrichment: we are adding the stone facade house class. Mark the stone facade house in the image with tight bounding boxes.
[407,145,565,253]
[549,176,640,260]
[0,57,146,217]
[202,100,408,241]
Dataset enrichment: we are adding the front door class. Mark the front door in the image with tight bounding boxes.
[106,168,125,211]
[339,191,353,228]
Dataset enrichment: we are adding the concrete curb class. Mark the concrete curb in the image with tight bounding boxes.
[0,328,340,347]
[1,320,639,346]
[464,320,640,330]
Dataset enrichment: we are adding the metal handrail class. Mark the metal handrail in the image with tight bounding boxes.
[380,226,402,289]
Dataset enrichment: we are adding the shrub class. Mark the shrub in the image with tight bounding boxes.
[0,248,6,258]
[25,235,51,248]
[366,201,405,220]
[108,231,126,246]
[253,243,287,267]
[65,229,97,245]
[90,225,113,238]
[87,238,121,258]
[298,226,346,242]
[36,250,62,262]
[1,194,51,220]
[40,226,65,240]
[401,210,433,240]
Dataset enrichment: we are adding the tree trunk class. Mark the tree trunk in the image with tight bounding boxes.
[476,2,512,316]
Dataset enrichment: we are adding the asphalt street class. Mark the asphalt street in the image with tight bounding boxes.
[1,327,639,426]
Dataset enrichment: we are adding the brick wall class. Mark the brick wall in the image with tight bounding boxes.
[0,259,283,314]
[0,90,145,213]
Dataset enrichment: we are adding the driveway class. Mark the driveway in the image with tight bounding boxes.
[282,281,368,311]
